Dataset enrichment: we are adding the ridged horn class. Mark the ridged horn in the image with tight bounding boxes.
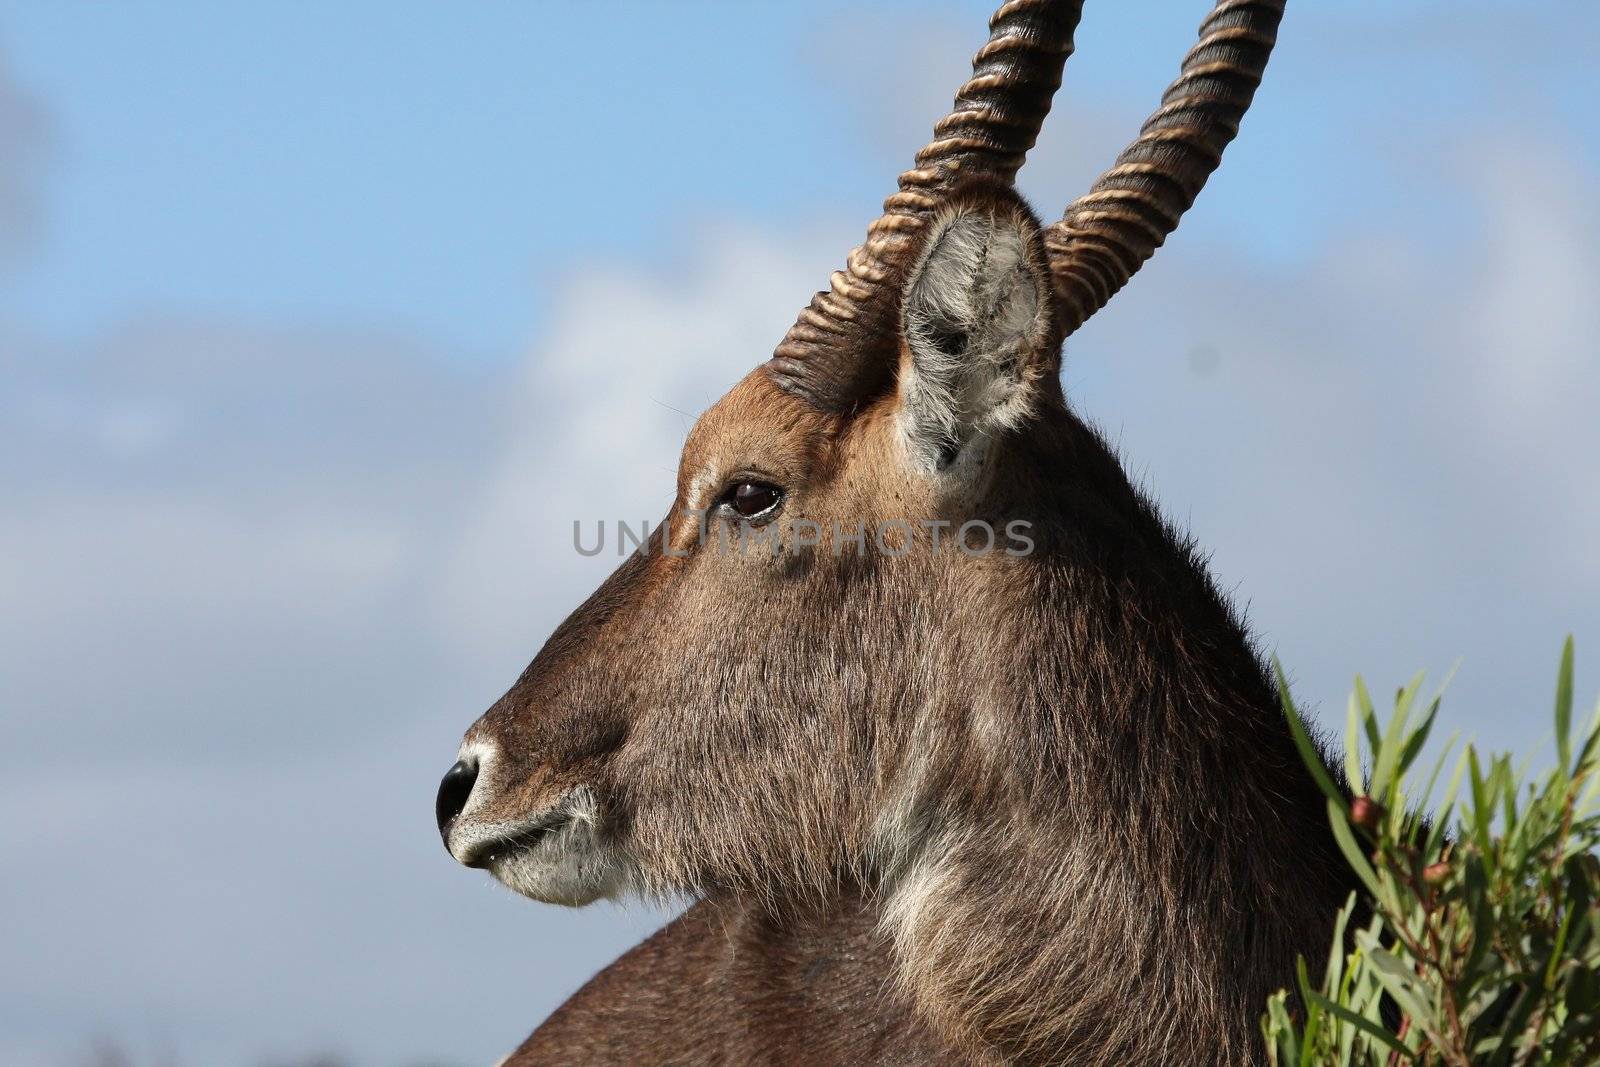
[767,0,1085,412]
[1045,0,1285,336]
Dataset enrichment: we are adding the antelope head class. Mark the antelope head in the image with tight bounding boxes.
[438,0,1283,912]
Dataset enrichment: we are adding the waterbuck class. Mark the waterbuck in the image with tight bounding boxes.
[437,0,1354,1062]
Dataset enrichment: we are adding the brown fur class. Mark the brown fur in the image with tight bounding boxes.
[510,890,961,1066]
[448,181,1351,1063]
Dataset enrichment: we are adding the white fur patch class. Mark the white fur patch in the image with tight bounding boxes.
[488,786,637,906]
[898,203,1048,477]
[880,830,964,972]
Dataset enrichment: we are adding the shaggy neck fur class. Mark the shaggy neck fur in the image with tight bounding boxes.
[860,401,1352,1066]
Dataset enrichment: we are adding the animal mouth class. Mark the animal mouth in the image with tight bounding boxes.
[458,808,575,870]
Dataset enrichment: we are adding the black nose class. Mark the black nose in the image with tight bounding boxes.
[435,758,479,839]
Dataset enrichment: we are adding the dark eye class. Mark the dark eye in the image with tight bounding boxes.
[722,480,783,519]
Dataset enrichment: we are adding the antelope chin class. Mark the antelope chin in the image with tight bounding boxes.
[458,789,629,906]
[486,835,625,906]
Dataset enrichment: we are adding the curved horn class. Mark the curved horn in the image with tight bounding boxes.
[1046,0,1285,336]
[768,0,1085,412]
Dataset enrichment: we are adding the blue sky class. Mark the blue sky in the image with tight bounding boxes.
[17,1,1593,357]
[3,3,1598,1066]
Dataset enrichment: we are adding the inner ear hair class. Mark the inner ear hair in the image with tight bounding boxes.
[899,185,1054,476]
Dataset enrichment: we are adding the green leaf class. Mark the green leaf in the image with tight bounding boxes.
[1292,956,1320,1066]
[1324,892,1358,993]
[1361,947,1436,1036]
[1414,733,1456,830]
[1547,894,1576,990]
[1468,747,1495,858]
[1557,635,1576,774]
[1265,991,1300,1066]
[1427,745,1469,856]
[1397,694,1440,778]
[1328,798,1384,900]
[1371,671,1424,799]
[1306,990,1414,1060]
[1489,980,1544,1067]
[1572,700,1600,777]
[1463,854,1494,976]
[1579,763,1600,820]
[1345,692,1366,794]
[1357,676,1382,754]
[1276,661,1346,810]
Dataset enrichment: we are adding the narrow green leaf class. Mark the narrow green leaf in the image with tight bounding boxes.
[1556,635,1576,774]
[1546,896,1575,990]
[1357,676,1381,753]
[1579,763,1600,820]
[1415,733,1456,830]
[1328,798,1384,900]
[1468,747,1495,857]
[1266,992,1300,1066]
[1397,694,1441,778]
[1496,755,1518,844]
[1362,947,1436,1036]
[1292,956,1320,1067]
[1463,855,1494,976]
[1501,762,1520,832]
[1427,745,1470,856]
[1371,672,1424,799]
[1572,700,1600,776]
[1345,692,1366,794]
[1323,892,1358,993]
[1306,990,1414,1059]
[1276,661,1346,809]
[1490,980,1543,1066]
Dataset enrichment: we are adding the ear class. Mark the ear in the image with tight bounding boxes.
[896,186,1056,475]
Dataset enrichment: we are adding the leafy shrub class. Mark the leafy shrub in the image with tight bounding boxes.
[1264,639,1600,1065]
